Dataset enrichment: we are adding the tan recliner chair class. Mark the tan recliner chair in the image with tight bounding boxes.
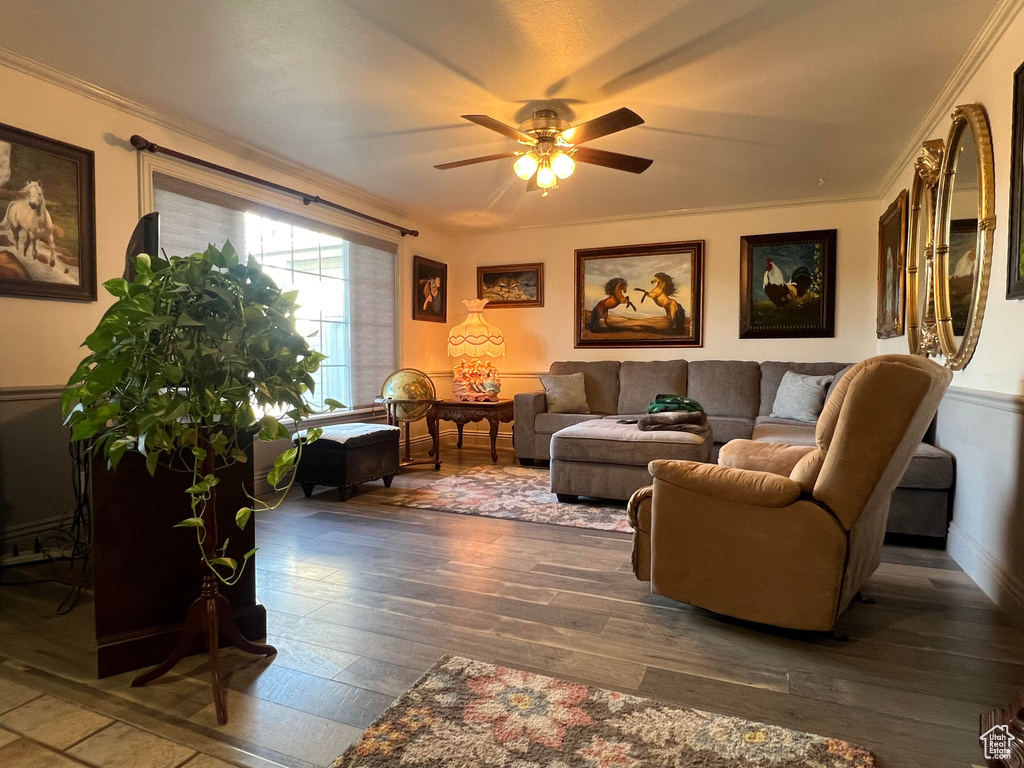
[627,355,952,632]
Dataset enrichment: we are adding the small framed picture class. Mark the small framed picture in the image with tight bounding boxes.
[477,263,544,308]
[1008,59,1024,299]
[877,189,908,338]
[575,240,704,348]
[739,229,837,339]
[0,122,96,301]
[412,255,447,322]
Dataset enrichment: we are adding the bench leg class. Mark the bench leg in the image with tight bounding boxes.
[383,474,394,488]
[338,486,353,501]
[301,483,315,498]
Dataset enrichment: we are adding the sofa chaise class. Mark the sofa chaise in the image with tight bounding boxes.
[513,359,955,540]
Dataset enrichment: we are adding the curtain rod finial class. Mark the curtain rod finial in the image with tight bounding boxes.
[130,135,156,152]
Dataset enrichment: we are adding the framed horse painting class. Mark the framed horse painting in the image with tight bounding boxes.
[574,240,704,348]
[0,123,96,301]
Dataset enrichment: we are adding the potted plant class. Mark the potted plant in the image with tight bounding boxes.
[62,241,340,724]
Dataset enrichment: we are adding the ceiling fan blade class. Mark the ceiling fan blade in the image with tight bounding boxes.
[434,151,519,170]
[561,107,644,145]
[462,115,535,144]
[572,146,653,174]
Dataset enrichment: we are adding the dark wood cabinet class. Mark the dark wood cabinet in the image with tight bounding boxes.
[91,439,266,678]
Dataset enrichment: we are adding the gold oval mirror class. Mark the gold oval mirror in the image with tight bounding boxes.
[906,140,943,356]
[933,104,995,370]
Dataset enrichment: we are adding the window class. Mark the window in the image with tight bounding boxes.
[152,173,397,412]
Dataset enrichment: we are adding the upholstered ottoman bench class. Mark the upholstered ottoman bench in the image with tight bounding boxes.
[295,423,401,500]
[550,419,713,502]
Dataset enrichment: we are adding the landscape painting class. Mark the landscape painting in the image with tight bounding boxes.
[575,240,704,348]
[477,263,543,308]
[740,229,836,339]
[948,218,979,336]
[0,123,95,301]
[412,254,447,322]
[877,190,908,339]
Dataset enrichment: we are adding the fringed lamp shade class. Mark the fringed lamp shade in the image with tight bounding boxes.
[447,299,506,401]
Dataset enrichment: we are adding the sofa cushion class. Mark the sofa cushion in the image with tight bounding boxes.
[687,360,761,417]
[549,361,620,414]
[616,360,688,415]
[825,364,855,405]
[536,412,603,435]
[752,418,954,489]
[540,373,589,414]
[706,416,755,444]
[771,371,835,422]
[900,442,955,489]
[550,419,711,466]
[751,420,817,446]
[759,361,850,416]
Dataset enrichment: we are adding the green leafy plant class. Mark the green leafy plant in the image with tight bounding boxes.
[62,241,342,584]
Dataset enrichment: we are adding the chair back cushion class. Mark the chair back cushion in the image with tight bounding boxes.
[616,360,688,415]
[548,361,621,414]
[807,355,952,530]
[687,360,760,417]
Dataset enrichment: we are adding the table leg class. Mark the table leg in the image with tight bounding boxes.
[488,416,499,462]
[430,412,441,470]
[456,422,465,449]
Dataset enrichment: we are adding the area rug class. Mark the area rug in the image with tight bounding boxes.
[367,464,631,532]
[330,655,874,768]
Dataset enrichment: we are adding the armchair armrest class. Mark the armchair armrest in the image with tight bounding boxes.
[718,440,816,477]
[648,459,802,508]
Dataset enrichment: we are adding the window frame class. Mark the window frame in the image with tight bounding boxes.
[138,153,401,427]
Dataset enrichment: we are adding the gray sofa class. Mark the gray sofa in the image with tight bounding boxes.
[513,359,955,540]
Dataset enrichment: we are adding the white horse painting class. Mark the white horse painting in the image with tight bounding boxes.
[1,181,58,267]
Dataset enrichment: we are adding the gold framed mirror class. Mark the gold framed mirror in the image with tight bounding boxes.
[906,139,943,356]
[933,103,995,370]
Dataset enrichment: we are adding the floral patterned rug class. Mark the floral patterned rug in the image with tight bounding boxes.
[370,464,631,532]
[330,656,874,768]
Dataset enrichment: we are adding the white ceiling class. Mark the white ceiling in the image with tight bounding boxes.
[0,0,1003,232]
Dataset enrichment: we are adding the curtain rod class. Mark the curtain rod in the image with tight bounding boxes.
[129,135,419,238]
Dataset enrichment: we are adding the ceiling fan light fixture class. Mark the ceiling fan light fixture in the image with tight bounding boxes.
[513,153,539,180]
[551,151,576,179]
[536,161,557,189]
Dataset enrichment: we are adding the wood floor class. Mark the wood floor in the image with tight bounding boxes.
[0,439,1017,768]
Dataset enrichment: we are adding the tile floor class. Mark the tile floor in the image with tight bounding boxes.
[0,676,235,768]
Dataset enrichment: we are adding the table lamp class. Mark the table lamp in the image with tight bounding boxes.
[447,298,506,401]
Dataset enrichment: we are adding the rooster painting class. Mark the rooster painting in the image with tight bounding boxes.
[740,230,835,339]
[762,258,813,308]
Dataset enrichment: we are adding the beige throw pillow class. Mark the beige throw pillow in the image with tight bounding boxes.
[540,373,590,414]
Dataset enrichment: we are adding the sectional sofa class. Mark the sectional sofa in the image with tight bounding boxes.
[513,359,955,540]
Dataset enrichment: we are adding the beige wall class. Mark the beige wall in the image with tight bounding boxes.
[421,198,881,382]
[875,7,1024,621]
[0,60,453,390]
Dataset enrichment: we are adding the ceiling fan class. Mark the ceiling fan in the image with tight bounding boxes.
[434,107,653,195]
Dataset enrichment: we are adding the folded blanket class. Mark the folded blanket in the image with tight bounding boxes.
[638,411,709,433]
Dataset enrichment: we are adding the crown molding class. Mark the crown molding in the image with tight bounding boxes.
[447,190,877,238]
[876,0,1024,197]
[0,46,412,223]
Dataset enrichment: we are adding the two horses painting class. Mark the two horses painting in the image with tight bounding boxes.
[0,123,95,301]
[576,241,704,348]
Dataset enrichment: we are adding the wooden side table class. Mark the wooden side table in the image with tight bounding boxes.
[435,399,514,462]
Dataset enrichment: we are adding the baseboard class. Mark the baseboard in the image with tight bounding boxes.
[948,521,1024,626]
